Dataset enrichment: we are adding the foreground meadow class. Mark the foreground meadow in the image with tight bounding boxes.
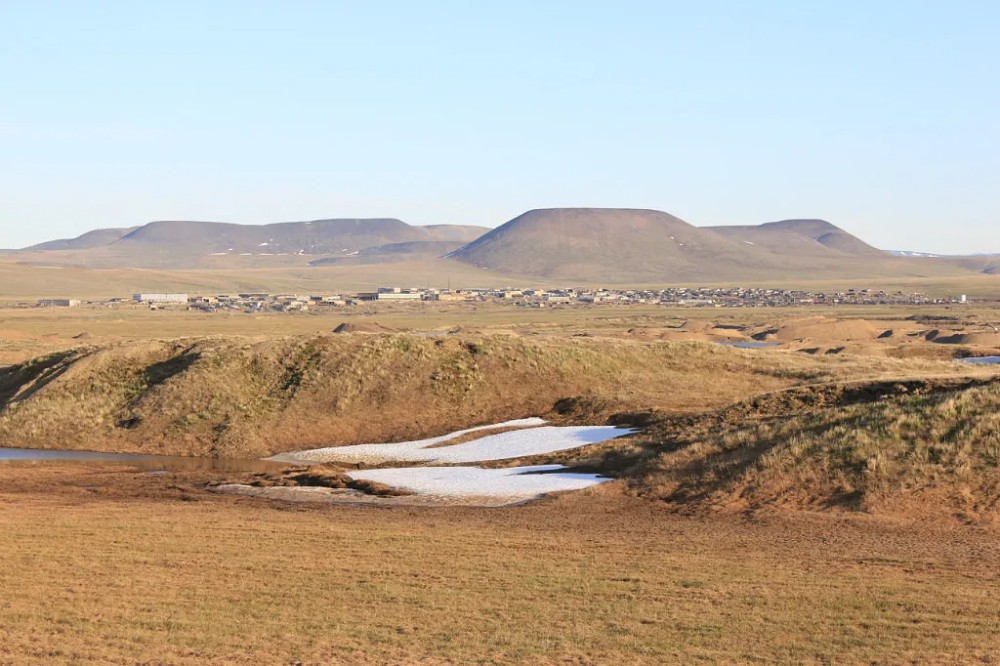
[1,303,997,664]
[0,463,997,666]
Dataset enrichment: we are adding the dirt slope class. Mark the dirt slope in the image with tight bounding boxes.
[0,333,975,458]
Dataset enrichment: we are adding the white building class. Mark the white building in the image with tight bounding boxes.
[38,299,81,307]
[132,293,188,304]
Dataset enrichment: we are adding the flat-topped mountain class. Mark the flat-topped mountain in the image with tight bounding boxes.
[20,218,489,268]
[113,218,486,255]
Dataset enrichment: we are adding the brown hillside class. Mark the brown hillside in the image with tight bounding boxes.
[448,208,774,281]
[707,218,882,257]
[28,226,139,251]
[17,218,490,269]
[447,208,986,282]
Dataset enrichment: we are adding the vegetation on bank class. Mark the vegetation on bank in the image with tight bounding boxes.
[620,378,1000,521]
[0,332,978,459]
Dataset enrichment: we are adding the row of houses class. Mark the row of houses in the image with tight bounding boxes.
[32,286,970,311]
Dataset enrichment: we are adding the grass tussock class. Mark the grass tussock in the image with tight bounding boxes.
[0,333,983,458]
[628,378,1000,521]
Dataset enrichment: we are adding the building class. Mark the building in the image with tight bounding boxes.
[37,299,81,307]
[132,293,188,304]
[356,288,424,301]
[376,292,422,301]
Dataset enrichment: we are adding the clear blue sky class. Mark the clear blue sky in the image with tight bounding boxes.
[2,1,998,253]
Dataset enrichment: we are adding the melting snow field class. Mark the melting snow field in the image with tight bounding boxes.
[268,419,633,465]
[236,418,635,506]
[347,465,610,501]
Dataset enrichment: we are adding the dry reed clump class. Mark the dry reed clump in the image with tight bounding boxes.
[0,333,988,459]
[629,379,1000,521]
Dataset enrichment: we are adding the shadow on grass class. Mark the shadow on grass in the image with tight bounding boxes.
[0,350,81,408]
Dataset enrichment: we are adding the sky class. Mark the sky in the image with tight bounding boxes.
[1,1,998,253]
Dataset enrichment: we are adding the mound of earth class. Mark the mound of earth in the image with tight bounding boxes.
[332,322,397,334]
[927,331,1000,346]
[706,326,748,340]
[676,320,712,331]
[762,317,884,342]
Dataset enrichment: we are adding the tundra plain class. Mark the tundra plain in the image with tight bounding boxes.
[1,298,998,665]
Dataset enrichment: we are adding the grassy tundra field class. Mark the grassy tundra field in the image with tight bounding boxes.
[1,467,997,665]
[1,300,998,664]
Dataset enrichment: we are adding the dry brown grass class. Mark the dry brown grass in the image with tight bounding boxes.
[609,378,1000,522]
[1,302,998,664]
[2,300,997,367]
[0,463,997,665]
[1,332,992,459]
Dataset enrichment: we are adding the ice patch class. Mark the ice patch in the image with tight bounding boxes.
[268,419,633,465]
[268,418,543,464]
[347,465,610,500]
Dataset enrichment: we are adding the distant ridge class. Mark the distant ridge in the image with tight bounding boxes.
[446,208,983,281]
[29,226,138,251]
[19,218,489,268]
[705,219,883,257]
[447,208,890,281]
[887,250,945,258]
[112,219,486,256]
[9,208,996,282]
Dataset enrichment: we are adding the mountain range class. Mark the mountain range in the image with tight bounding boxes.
[6,209,998,283]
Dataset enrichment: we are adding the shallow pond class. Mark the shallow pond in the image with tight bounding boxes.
[0,447,284,472]
[718,341,780,349]
[958,356,1000,365]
